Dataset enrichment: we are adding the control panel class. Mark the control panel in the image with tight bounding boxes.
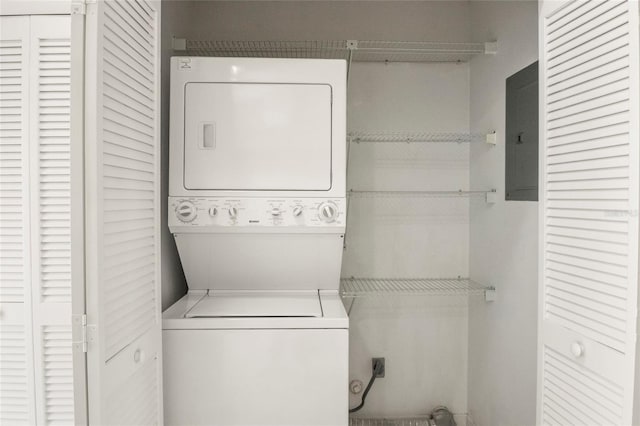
[169,197,346,228]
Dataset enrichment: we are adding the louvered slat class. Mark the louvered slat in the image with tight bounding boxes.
[38,38,71,304]
[542,346,624,425]
[28,17,75,425]
[101,0,158,361]
[41,326,73,424]
[0,324,30,423]
[106,357,159,425]
[543,0,633,354]
[0,39,26,303]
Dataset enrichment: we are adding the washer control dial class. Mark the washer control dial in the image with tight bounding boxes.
[208,207,218,217]
[176,201,197,223]
[292,205,304,217]
[271,208,282,217]
[318,202,338,223]
[228,207,238,219]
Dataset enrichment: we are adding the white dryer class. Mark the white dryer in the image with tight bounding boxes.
[164,57,348,426]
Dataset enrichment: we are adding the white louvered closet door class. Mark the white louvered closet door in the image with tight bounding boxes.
[0,16,36,425]
[84,1,163,424]
[28,16,75,425]
[1,14,76,425]
[538,0,640,424]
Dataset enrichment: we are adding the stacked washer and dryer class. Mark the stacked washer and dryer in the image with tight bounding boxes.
[163,57,349,425]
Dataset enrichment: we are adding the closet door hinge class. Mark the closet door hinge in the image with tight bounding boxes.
[72,314,97,353]
[72,314,88,353]
[72,315,98,353]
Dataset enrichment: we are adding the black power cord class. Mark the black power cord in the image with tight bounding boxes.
[349,359,384,413]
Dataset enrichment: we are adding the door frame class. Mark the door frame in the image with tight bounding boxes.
[70,3,89,426]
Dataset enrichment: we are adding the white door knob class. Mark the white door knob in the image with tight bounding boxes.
[228,207,238,218]
[570,342,584,358]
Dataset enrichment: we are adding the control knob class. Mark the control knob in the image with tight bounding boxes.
[176,201,197,223]
[292,205,304,217]
[318,202,338,223]
[228,207,238,219]
[271,208,282,217]
[208,207,218,217]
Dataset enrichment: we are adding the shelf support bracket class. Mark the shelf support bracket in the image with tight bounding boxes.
[346,40,357,87]
[485,131,497,146]
[172,36,187,51]
[347,297,357,315]
[484,286,497,302]
[484,41,498,55]
[486,190,498,204]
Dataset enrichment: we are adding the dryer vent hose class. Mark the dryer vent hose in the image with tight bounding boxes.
[349,359,384,413]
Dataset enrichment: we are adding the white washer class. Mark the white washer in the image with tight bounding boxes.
[163,291,348,425]
[164,57,348,426]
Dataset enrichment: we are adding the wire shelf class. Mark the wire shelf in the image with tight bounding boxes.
[349,418,432,426]
[181,39,490,63]
[353,40,486,62]
[340,277,491,298]
[185,40,348,59]
[348,190,493,199]
[350,415,472,426]
[348,131,483,144]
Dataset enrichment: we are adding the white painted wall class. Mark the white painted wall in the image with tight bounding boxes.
[344,61,470,419]
[345,62,471,279]
[467,2,538,426]
[170,1,471,42]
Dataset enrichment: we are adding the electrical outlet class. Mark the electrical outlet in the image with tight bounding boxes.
[372,357,385,378]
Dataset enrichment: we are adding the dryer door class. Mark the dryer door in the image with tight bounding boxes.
[183,82,332,191]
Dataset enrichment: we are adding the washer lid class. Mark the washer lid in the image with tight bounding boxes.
[184,290,323,318]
